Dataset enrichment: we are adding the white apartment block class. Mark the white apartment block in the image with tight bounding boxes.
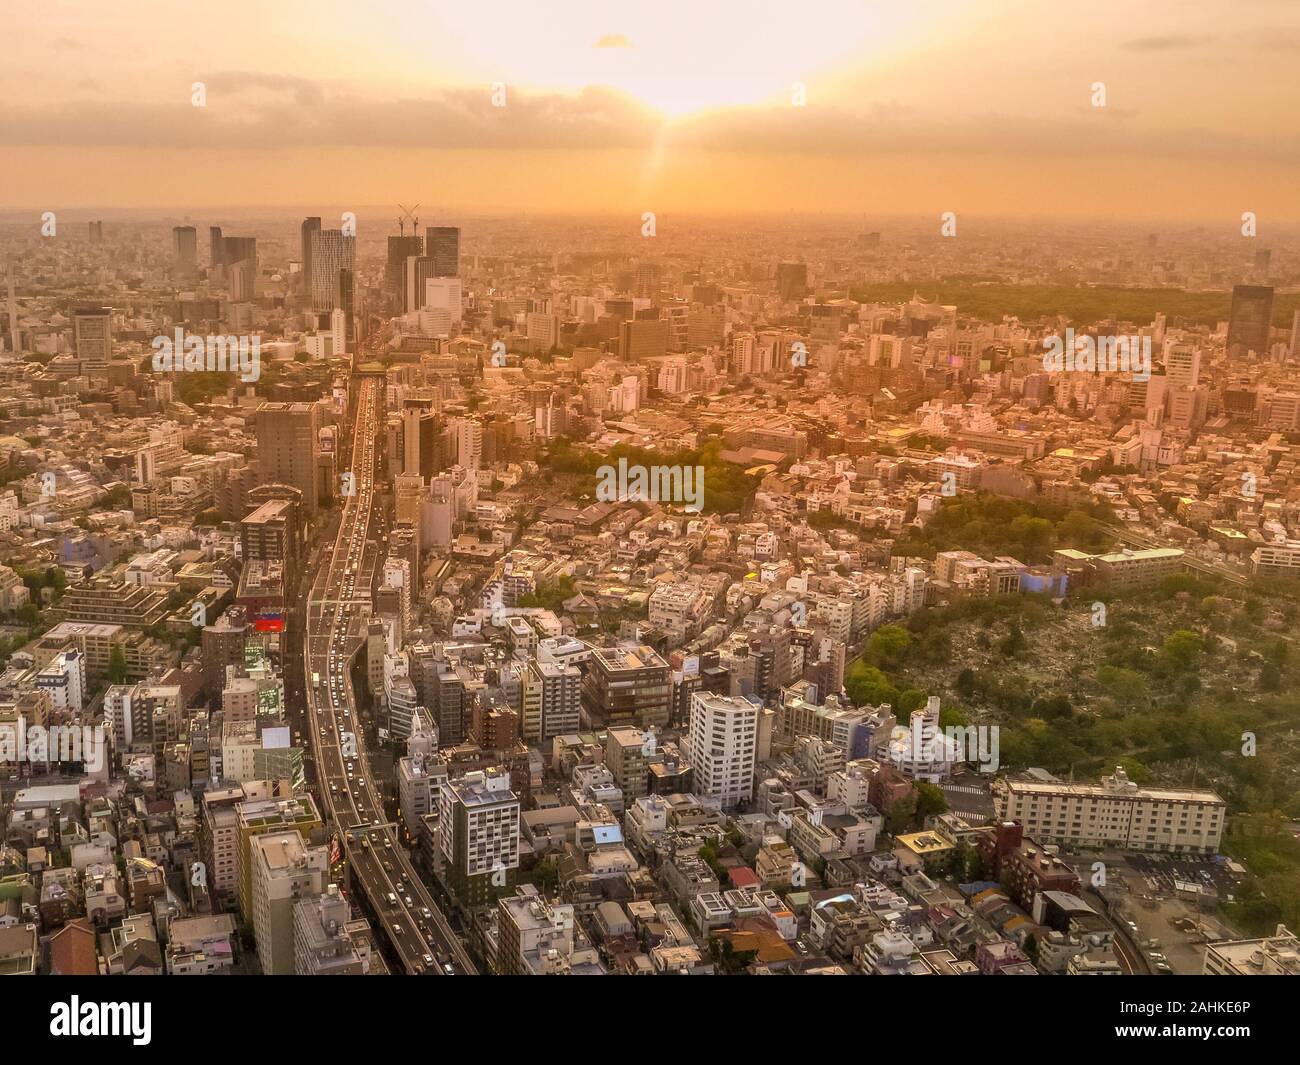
[1251,541,1300,578]
[993,767,1226,854]
[36,649,85,715]
[439,768,521,878]
[398,752,448,837]
[687,692,759,811]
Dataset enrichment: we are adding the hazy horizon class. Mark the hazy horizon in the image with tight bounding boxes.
[4,0,1299,222]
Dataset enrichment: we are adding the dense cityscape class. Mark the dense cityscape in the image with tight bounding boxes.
[0,210,1295,987]
[0,9,1294,1040]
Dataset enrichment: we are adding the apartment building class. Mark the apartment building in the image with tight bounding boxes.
[993,767,1226,854]
[687,692,760,811]
[605,727,651,804]
[236,794,323,918]
[439,768,520,907]
[1251,541,1300,578]
[58,575,170,629]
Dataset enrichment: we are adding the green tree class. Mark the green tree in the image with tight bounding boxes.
[864,623,911,668]
[1161,629,1204,671]
[886,793,918,835]
[845,662,898,708]
[915,781,949,820]
[108,645,128,685]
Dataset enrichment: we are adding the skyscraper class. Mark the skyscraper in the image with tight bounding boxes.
[775,262,808,299]
[72,305,113,379]
[309,229,355,313]
[172,225,197,271]
[300,216,321,299]
[209,226,224,268]
[1227,284,1274,356]
[425,226,460,277]
[386,234,423,307]
[255,402,323,513]
[87,221,103,243]
[221,236,258,302]
[1165,343,1201,389]
[402,256,440,313]
[5,258,19,355]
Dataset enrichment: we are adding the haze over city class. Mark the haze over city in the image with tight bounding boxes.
[4,0,1299,219]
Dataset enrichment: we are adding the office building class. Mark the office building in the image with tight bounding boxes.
[172,226,197,271]
[1227,284,1274,356]
[619,318,669,361]
[72,305,113,379]
[581,645,672,730]
[240,496,303,585]
[425,225,460,277]
[249,831,329,975]
[255,402,323,513]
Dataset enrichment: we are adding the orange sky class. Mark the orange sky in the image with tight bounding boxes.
[3,0,1298,220]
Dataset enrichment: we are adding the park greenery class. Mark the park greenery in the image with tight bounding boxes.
[849,280,1300,330]
[842,568,1300,935]
[890,493,1113,564]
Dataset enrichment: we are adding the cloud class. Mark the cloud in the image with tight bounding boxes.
[1120,35,1211,52]
[0,75,1293,164]
[594,34,633,49]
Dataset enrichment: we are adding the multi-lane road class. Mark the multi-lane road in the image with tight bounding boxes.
[303,374,475,975]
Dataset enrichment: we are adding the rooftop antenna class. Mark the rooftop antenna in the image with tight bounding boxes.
[397,204,420,238]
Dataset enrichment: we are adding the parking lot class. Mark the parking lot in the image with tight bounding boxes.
[1069,851,1242,974]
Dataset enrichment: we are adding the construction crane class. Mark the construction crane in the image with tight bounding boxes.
[396,204,420,237]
